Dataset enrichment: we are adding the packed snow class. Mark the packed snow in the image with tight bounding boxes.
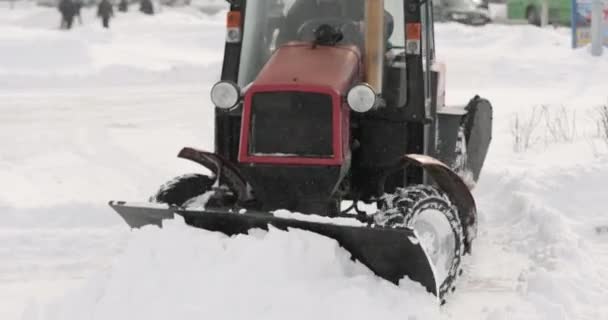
[1,3,608,320]
[272,209,366,227]
[22,217,440,320]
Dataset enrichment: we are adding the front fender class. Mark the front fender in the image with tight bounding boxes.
[178,147,251,203]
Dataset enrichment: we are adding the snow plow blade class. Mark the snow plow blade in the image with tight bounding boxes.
[109,201,438,296]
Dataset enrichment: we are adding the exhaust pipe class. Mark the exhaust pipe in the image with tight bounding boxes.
[364,0,384,93]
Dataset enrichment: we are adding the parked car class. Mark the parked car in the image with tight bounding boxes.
[507,0,571,26]
[434,0,493,25]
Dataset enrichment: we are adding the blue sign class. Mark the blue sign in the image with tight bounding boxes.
[572,0,608,48]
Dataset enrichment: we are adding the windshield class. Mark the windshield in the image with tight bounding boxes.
[237,0,405,87]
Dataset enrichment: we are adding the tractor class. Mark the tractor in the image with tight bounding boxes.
[110,0,492,302]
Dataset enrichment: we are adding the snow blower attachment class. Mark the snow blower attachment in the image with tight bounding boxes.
[109,0,493,302]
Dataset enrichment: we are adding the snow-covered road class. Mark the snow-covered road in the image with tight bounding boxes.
[1,3,607,320]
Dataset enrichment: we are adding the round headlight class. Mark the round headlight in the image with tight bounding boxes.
[211,81,240,110]
[347,84,377,113]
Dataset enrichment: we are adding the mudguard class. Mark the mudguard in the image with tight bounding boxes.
[178,147,251,203]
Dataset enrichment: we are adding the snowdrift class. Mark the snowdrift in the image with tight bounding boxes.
[26,219,440,320]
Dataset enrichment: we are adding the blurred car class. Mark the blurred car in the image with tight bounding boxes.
[36,0,96,7]
[434,0,493,25]
[506,0,571,26]
[158,0,190,6]
[35,0,53,7]
[190,0,226,14]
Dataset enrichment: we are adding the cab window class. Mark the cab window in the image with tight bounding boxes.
[238,0,404,87]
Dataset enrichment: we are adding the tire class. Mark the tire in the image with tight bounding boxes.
[376,185,465,299]
[149,173,215,207]
[526,6,541,26]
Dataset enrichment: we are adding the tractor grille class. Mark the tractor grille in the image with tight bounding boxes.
[249,92,333,157]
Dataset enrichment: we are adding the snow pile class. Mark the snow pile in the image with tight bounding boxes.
[464,161,608,319]
[26,218,440,320]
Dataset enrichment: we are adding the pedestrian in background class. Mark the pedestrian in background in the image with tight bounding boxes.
[140,0,154,15]
[97,0,114,28]
[118,0,129,12]
[58,0,76,29]
[74,0,84,25]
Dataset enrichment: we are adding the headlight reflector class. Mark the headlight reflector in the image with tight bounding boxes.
[347,83,377,113]
[211,81,240,110]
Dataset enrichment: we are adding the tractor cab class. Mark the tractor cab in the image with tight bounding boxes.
[210,0,443,215]
[214,0,439,120]
[231,0,415,106]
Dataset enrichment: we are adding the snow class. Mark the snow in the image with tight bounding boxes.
[1,4,608,320]
[273,209,366,227]
[0,5,226,319]
[0,2,225,89]
[22,217,440,320]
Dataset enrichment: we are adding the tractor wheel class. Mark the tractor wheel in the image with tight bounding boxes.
[375,185,465,300]
[526,6,541,26]
[149,173,216,207]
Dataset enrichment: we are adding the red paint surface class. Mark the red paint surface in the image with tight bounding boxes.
[254,42,361,93]
[238,43,360,166]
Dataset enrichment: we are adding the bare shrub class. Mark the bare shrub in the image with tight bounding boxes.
[541,105,577,144]
[511,105,579,152]
[511,106,543,152]
[598,105,608,145]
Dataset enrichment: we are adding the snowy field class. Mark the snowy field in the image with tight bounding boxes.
[1,2,608,320]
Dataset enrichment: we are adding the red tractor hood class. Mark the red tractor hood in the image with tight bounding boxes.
[251,42,361,94]
[239,42,361,167]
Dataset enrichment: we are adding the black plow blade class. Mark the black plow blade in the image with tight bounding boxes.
[109,201,438,296]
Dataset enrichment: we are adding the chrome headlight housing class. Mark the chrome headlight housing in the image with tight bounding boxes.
[211,81,240,110]
[347,83,378,113]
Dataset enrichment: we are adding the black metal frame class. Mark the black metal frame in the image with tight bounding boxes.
[216,0,245,164]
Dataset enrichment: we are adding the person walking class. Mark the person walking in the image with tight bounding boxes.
[97,0,114,28]
[139,0,154,15]
[58,0,76,29]
[74,0,83,25]
[118,0,129,12]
